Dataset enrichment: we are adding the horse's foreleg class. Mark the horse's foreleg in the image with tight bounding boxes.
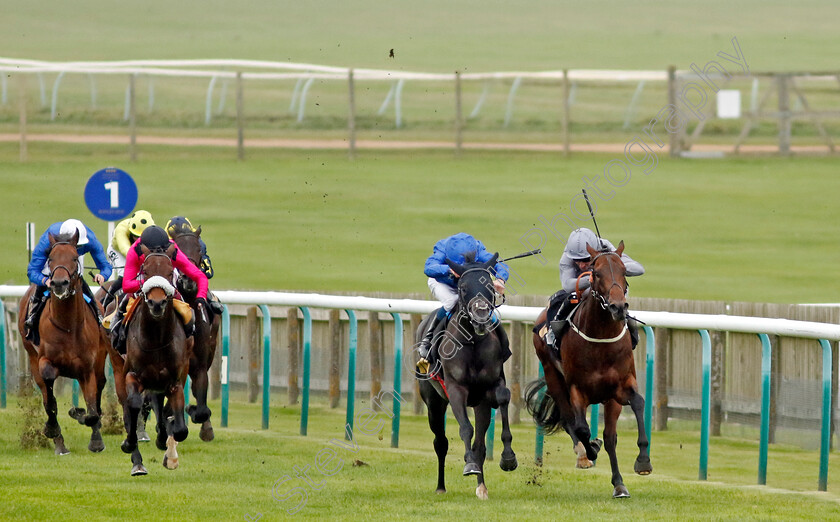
[629,389,652,475]
[421,383,449,494]
[604,400,629,498]
[446,384,478,476]
[493,384,518,472]
[37,357,62,440]
[121,373,143,454]
[130,448,147,476]
[81,372,101,427]
[168,384,189,443]
[150,393,167,450]
[568,386,596,462]
[471,403,491,500]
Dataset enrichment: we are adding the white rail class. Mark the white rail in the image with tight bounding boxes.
[2,285,839,340]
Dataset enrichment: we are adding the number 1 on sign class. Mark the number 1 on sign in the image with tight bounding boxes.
[103,181,119,208]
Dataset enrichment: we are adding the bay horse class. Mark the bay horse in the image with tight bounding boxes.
[417,252,517,500]
[526,241,651,498]
[119,244,192,476]
[171,226,219,442]
[16,231,109,455]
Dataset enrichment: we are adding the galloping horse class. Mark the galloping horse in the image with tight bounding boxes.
[417,253,517,500]
[171,226,219,441]
[526,241,651,498]
[119,244,192,476]
[16,231,109,455]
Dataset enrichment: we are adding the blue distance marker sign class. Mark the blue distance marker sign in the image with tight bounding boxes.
[84,167,138,221]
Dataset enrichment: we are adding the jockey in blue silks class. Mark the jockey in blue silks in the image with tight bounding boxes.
[24,219,112,342]
[416,232,510,374]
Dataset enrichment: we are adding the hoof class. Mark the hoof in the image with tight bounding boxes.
[634,458,652,475]
[199,422,214,442]
[131,464,148,476]
[613,485,631,499]
[173,426,188,443]
[44,422,61,439]
[53,434,69,455]
[68,407,86,423]
[435,488,446,495]
[137,430,151,443]
[500,455,518,472]
[88,437,105,453]
[576,457,594,469]
[121,439,136,454]
[84,414,100,427]
[463,462,482,476]
[162,454,179,470]
[55,448,70,456]
[188,405,211,424]
[476,484,489,500]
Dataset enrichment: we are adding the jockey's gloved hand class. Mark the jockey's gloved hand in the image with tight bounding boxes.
[195,297,208,310]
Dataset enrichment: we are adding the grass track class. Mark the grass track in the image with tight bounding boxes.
[1,391,839,521]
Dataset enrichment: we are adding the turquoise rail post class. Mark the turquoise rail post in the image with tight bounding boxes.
[220,305,230,428]
[258,305,271,430]
[698,329,711,481]
[0,297,6,409]
[757,333,771,485]
[642,325,655,448]
[390,312,402,448]
[299,306,312,436]
[535,364,545,465]
[487,408,496,460]
[818,339,832,492]
[590,404,599,440]
[344,310,357,440]
[184,376,191,423]
[72,380,79,408]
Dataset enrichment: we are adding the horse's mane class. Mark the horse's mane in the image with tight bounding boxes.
[463,251,477,264]
[52,232,76,244]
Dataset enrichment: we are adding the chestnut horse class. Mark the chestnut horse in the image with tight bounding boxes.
[17,231,109,455]
[171,226,219,442]
[416,253,517,500]
[119,244,192,476]
[526,241,651,498]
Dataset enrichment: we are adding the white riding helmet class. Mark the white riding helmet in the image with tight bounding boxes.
[59,219,89,245]
[565,228,601,260]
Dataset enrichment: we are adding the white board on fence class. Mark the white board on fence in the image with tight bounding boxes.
[717,89,741,119]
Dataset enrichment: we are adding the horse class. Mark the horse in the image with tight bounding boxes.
[171,226,220,442]
[526,241,651,498]
[118,244,192,476]
[16,231,109,455]
[416,252,517,500]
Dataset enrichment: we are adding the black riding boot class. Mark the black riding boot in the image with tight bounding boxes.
[110,296,130,355]
[24,286,49,344]
[101,276,123,311]
[549,294,577,344]
[416,309,446,374]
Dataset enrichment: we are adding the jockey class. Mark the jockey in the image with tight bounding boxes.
[109,225,208,354]
[416,232,510,374]
[107,210,155,278]
[165,215,214,279]
[24,219,112,342]
[548,228,645,348]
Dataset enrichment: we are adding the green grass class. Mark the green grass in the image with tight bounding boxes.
[1,145,839,303]
[1,390,839,521]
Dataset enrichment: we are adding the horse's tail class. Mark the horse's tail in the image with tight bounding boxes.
[524,378,565,435]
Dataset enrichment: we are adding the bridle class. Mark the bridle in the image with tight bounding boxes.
[48,242,80,296]
[140,252,175,302]
[588,251,628,311]
[457,267,499,328]
[173,232,201,267]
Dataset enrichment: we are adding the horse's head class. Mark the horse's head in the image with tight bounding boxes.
[171,229,201,298]
[47,231,81,300]
[446,252,500,336]
[586,241,628,322]
[140,244,177,319]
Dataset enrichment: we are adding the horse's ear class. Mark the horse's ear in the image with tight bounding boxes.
[195,225,202,238]
[586,243,599,258]
[69,229,80,246]
[445,258,465,276]
[140,244,151,257]
[48,233,58,247]
[484,252,499,270]
[165,243,178,260]
[616,240,625,256]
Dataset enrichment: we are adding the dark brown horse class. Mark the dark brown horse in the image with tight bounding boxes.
[417,253,517,500]
[171,226,220,442]
[527,241,651,498]
[119,244,192,476]
[17,231,109,455]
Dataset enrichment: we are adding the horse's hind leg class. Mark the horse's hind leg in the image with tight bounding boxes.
[629,389,652,475]
[37,358,63,442]
[187,364,212,425]
[568,386,596,462]
[168,383,189,443]
[422,387,449,494]
[150,393,168,451]
[493,384,518,472]
[471,403,491,500]
[120,374,143,454]
[603,400,629,498]
[447,384,479,476]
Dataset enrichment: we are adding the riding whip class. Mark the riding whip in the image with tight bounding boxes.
[581,189,604,249]
[499,249,542,263]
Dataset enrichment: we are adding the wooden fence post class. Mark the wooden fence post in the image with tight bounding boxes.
[562,69,570,157]
[777,74,791,156]
[510,320,524,424]
[236,71,244,161]
[369,312,382,408]
[654,327,671,430]
[454,71,463,156]
[348,69,356,160]
[128,73,136,162]
[769,335,781,443]
[287,307,300,405]
[246,306,259,403]
[667,66,679,157]
[18,74,27,162]
[711,330,725,436]
[329,309,341,408]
